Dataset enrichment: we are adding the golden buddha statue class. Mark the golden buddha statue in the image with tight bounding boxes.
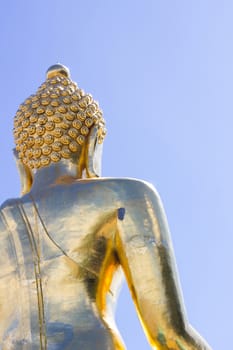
[0,64,211,350]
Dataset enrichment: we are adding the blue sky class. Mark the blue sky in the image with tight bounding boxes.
[0,1,232,348]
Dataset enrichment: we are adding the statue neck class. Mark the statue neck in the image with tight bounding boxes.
[30,160,82,192]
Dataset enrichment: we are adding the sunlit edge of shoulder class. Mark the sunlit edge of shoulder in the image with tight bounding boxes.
[0,177,161,209]
[93,177,161,199]
[0,197,20,211]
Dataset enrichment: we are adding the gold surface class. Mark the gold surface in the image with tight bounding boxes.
[0,65,211,349]
[14,64,106,171]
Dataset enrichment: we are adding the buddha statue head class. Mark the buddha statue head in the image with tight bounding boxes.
[13,64,106,194]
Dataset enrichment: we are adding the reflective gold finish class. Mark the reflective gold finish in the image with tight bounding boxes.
[0,65,211,349]
[14,64,106,171]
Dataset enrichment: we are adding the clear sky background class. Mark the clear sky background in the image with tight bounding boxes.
[0,1,231,349]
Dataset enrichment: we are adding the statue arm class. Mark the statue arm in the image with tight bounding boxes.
[114,180,211,350]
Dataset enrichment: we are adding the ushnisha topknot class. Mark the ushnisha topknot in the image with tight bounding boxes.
[46,63,70,79]
[13,64,106,170]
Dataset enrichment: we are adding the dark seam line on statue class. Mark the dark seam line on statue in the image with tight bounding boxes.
[28,194,100,278]
[29,195,68,256]
[17,201,47,350]
[117,207,125,220]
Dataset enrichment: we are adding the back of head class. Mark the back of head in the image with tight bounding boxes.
[13,64,106,171]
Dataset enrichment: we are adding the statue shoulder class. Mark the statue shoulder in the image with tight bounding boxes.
[0,198,19,211]
[0,198,20,238]
[94,177,160,200]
